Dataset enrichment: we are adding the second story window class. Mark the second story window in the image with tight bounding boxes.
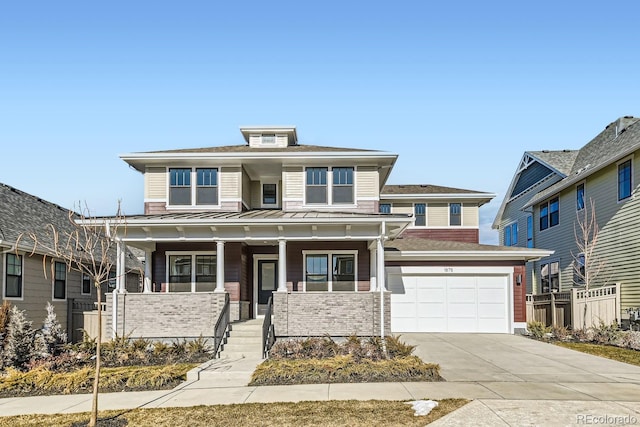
[618,159,632,201]
[414,203,426,226]
[450,203,461,226]
[576,183,585,211]
[306,167,328,204]
[526,215,534,248]
[505,222,518,246]
[540,196,559,230]
[263,183,277,205]
[379,203,391,214]
[196,168,218,205]
[332,167,354,204]
[169,168,192,205]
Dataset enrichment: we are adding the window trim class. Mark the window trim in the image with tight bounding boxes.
[539,259,560,294]
[573,253,585,286]
[261,181,279,208]
[449,203,462,226]
[81,273,92,296]
[166,167,220,209]
[379,203,391,214]
[539,196,560,231]
[302,250,358,292]
[576,182,585,211]
[526,215,534,248]
[504,221,518,246]
[165,251,217,292]
[413,203,426,227]
[617,157,633,202]
[3,253,24,300]
[303,166,358,207]
[52,261,67,301]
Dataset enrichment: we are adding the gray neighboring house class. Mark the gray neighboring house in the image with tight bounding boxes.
[493,116,640,322]
[0,182,141,337]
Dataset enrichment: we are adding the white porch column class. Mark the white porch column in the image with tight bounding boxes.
[215,240,225,292]
[369,245,377,292]
[278,239,287,292]
[143,250,152,293]
[376,236,385,291]
[116,241,126,293]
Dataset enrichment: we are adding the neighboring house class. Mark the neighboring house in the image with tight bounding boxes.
[0,182,141,338]
[493,116,640,322]
[104,125,549,342]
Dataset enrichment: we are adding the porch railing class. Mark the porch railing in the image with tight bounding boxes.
[213,293,230,358]
[262,296,275,358]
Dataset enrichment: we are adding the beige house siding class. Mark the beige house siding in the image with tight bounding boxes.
[242,167,251,208]
[355,166,379,199]
[220,167,242,200]
[385,202,413,215]
[283,166,304,200]
[144,167,166,200]
[462,204,479,227]
[250,180,261,209]
[428,203,448,227]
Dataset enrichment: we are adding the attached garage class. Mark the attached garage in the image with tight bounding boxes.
[387,266,514,333]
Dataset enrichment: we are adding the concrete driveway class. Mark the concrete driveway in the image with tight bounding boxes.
[401,333,640,401]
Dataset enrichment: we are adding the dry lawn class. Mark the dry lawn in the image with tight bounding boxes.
[555,342,640,366]
[0,399,469,427]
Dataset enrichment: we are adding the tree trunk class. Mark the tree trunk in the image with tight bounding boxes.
[89,282,102,427]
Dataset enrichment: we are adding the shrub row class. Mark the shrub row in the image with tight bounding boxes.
[527,320,640,350]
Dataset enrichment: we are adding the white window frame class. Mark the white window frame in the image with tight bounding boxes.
[504,221,518,246]
[617,156,633,203]
[166,167,220,209]
[379,203,391,214]
[539,258,560,294]
[165,251,217,293]
[449,203,462,226]
[539,195,560,231]
[81,273,92,296]
[52,261,67,301]
[576,181,586,211]
[303,166,357,208]
[413,203,427,227]
[3,252,24,301]
[302,250,358,292]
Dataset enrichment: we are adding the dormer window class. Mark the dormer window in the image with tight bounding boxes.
[261,134,276,144]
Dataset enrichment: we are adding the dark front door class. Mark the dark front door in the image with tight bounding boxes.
[257,259,278,316]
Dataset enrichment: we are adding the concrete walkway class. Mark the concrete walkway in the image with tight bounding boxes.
[0,334,639,426]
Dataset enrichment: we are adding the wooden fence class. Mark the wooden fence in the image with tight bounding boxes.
[526,283,620,329]
[68,299,107,342]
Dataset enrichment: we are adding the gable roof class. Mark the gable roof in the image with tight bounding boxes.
[381,184,486,195]
[524,116,640,208]
[527,150,579,176]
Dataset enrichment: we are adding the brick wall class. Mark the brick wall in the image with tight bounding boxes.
[272,291,391,337]
[105,292,227,339]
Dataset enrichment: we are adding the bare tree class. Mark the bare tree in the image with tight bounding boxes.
[18,203,126,427]
[572,198,606,330]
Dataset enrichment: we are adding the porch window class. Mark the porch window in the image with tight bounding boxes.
[414,203,426,226]
[304,251,357,292]
[195,255,216,292]
[167,252,216,292]
[169,168,192,205]
[169,255,192,292]
[5,253,22,298]
[306,168,328,204]
[332,167,354,204]
[449,203,461,226]
[540,260,559,293]
[196,168,218,205]
[53,261,66,300]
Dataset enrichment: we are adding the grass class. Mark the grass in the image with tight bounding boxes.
[555,342,640,366]
[0,399,469,427]
[0,364,196,398]
[250,355,442,386]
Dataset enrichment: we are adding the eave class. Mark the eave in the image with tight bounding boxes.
[384,248,554,262]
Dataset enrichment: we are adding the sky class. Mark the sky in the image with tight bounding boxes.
[2,1,640,244]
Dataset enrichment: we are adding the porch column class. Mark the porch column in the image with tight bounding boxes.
[143,250,152,293]
[215,240,225,292]
[116,241,126,293]
[369,245,377,291]
[278,239,287,292]
[376,236,385,291]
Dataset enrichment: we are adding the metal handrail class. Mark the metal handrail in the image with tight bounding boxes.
[213,293,230,359]
[262,296,275,358]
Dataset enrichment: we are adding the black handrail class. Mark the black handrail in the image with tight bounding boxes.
[262,296,275,358]
[213,293,230,359]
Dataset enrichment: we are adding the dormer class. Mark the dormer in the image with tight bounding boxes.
[240,126,298,148]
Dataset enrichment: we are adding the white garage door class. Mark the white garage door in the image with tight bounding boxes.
[389,273,509,333]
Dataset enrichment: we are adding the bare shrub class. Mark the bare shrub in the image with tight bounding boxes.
[551,326,570,341]
[591,321,621,345]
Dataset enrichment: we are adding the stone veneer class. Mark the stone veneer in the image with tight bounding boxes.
[105,292,227,339]
[272,291,391,337]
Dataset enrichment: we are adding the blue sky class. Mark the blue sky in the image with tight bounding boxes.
[2,1,640,244]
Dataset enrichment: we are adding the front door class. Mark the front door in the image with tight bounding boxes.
[257,259,278,316]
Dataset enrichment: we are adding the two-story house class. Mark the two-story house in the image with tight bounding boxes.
[494,116,640,323]
[103,126,549,344]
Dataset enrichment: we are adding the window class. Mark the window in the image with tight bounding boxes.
[414,203,426,226]
[108,270,116,291]
[576,183,585,211]
[5,253,22,298]
[82,273,91,295]
[539,196,559,230]
[304,252,357,292]
[618,159,632,201]
[262,134,276,144]
[450,203,461,226]
[306,167,328,204]
[574,253,585,285]
[504,222,518,246]
[169,168,191,205]
[332,167,354,204]
[526,215,534,248]
[167,253,216,292]
[262,183,277,205]
[53,262,66,300]
[196,168,218,205]
[379,203,391,214]
[540,260,559,293]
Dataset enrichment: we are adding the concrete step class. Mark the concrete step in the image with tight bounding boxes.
[230,324,263,332]
[228,329,263,338]
[227,336,262,345]
[223,343,263,353]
